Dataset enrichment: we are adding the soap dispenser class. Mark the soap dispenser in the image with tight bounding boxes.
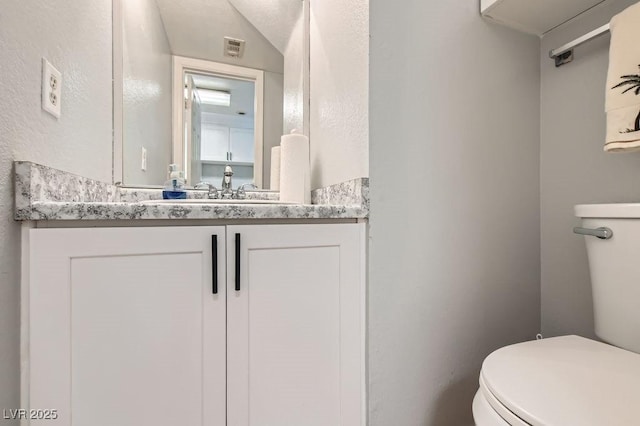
[162,164,187,199]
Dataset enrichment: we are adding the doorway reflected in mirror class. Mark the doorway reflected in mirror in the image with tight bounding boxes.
[184,71,257,188]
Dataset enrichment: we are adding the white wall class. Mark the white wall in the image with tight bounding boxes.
[0,0,113,418]
[368,2,541,424]
[540,0,640,339]
[122,0,172,185]
[309,0,369,189]
[283,6,305,135]
[263,71,284,188]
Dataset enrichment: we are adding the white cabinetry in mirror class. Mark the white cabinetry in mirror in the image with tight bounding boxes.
[201,123,255,164]
[202,123,231,162]
[229,128,255,163]
[24,223,365,426]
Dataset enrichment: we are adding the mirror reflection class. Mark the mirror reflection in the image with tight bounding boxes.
[116,0,307,188]
[186,72,256,188]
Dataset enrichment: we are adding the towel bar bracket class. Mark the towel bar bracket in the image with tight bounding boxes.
[549,23,610,68]
[555,50,574,67]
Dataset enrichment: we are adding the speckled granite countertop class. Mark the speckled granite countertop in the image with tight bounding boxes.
[14,162,369,221]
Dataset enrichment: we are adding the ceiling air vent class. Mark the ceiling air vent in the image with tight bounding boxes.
[224,37,246,59]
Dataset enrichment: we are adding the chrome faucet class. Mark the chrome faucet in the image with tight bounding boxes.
[236,183,258,199]
[194,182,219,199]
[220,165,234,199]
[196,167,258,200]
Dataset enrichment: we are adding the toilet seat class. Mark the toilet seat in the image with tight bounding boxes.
[476,335,640,426]
[473,387,513,426]
[477,375,529,425]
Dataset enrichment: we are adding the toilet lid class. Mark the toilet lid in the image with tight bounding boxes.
[481,335,640,426]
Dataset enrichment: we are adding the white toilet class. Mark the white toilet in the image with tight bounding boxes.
[473,203,640,425]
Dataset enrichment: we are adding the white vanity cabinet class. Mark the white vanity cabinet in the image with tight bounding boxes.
[26,226,227,426]
[226,224,365,426]
[24,223,365,426]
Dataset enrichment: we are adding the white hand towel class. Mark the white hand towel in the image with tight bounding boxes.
[605,2,640,152]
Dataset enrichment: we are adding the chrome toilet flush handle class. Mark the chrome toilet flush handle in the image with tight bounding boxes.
[573,227,613,240]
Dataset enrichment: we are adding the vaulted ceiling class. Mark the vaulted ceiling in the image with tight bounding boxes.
[228,0,302,54]
[154,0,286,73]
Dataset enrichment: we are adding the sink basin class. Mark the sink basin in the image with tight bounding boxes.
[142,199,298,205]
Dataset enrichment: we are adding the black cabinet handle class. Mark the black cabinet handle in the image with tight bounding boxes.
[211,235,218,294]
[235,233,241,291]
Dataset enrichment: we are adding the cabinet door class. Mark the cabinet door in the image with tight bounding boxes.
[28,226,226,426]
[229,128,254,163]
[226,224,365,426]
[201,123,230,161]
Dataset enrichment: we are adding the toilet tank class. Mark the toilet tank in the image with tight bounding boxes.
[575,203,640,354]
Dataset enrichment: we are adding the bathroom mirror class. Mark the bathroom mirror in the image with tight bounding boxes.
[113,0,308,188]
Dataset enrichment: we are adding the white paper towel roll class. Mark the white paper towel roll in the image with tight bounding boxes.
[270,147,281,191]
[280,133,310,204]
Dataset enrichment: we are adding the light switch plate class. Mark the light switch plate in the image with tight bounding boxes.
[42,58,61,118]
[141,147,147,171]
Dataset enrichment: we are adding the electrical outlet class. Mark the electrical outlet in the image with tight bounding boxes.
[141,147,147,171]
[42,58,61,118]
